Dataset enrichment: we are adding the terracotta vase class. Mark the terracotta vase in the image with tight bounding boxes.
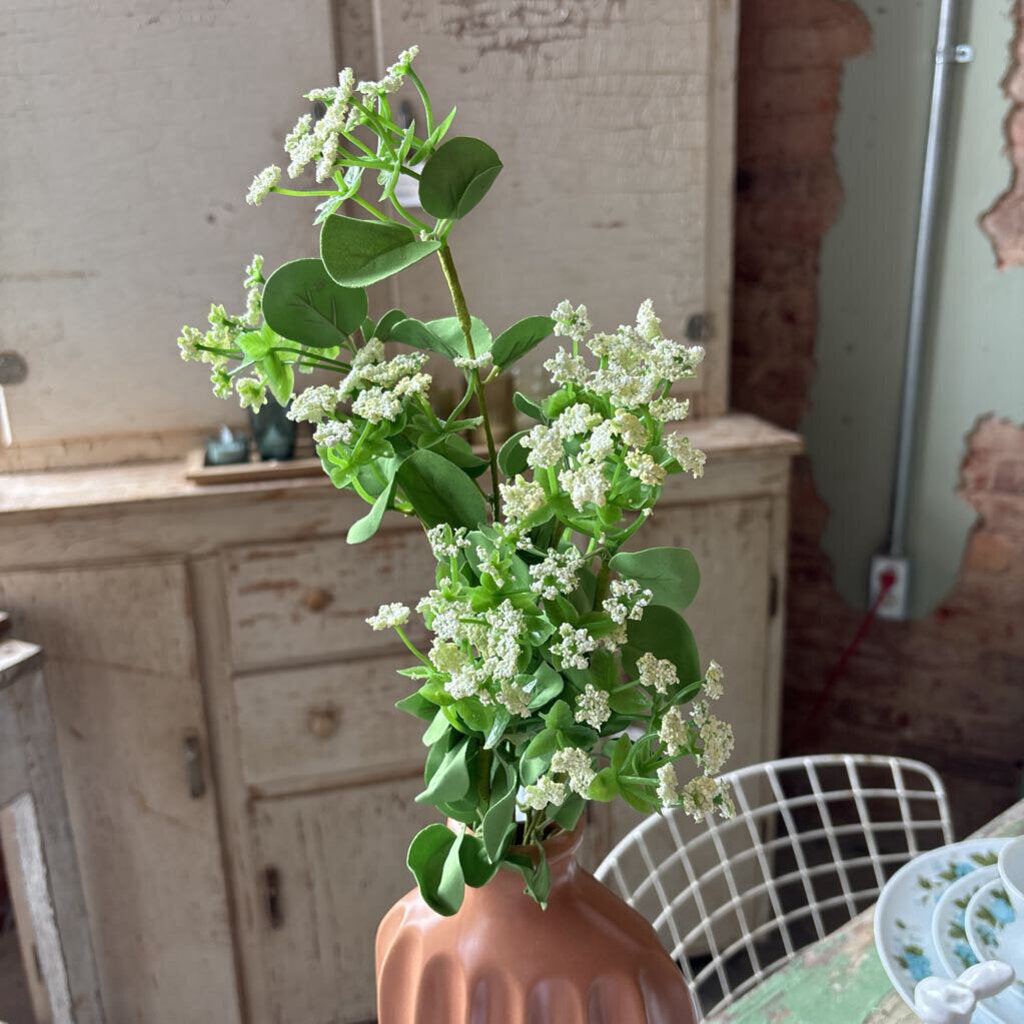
[376,824,697,1023]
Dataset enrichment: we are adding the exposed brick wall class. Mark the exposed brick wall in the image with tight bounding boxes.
[732,0,1024,837]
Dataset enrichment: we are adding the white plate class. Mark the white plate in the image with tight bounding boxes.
[966,878,1024,981]
[875,838,1010,1020]
[931,867,1022,1022]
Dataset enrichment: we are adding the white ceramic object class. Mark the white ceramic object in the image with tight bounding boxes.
[997,836,1024,916]
[875,838,1011,1020]
[915,963,1016,1024]
[965,878,1024,981]
[930,869,1022,1022]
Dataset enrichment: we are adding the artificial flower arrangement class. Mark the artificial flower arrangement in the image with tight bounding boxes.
[178,47,734,916]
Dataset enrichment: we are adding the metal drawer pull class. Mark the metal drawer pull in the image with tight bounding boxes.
[307,704,340,740]
[182,734,206,799]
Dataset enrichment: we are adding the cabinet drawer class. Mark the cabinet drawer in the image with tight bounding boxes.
[235,654,425,790]
[223,531,435,671]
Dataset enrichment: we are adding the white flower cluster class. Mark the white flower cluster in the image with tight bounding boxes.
[336,340,431,425]
[637,652,678,694]
[528,547,585,600]
[704,659,725,700]
[691,700,734,775]
[666,433,707,480]
[602,579,652,625]
[657,765,735,822]
[415,591,532,716]
[547,299,705,411]
[499,475,546,524]
[552,623,598,671]
[366,602,411,631]
[658,705,689,756]
[550,747,596,797]
[426,524,471,560]
[313,419,356,447]
[287,385,339,424]
[522,775,566,811]
[453,352,493,372]
[246,165,281,206]
[574,683,611,730]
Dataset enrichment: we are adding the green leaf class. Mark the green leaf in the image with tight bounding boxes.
[610,734,631,773]
[523,728,558,760]
[262,351,294,405]
[609,686,650,717]
[418,136,503,219]
[482,766,517,861]
[491,316,555,369]
[622,605,701,686]
[552,792,585,832]
[422,708,450,747]
[262,258,368,349]
[526,662,564,709]
[407,823,465,916]
[396,448,487,529]
[483,706,511,750]
[588,766,620,802]
[389,317,460,359]
[347,458,399,544]
[513,391,546,423]
[428,316,492,360]
[542,699,573,731]
[416,738,471,804]
[516,845,550,908]
[236,324,275,360]
[395,692,436,722]
[320,215,440,287]
[373,308,409,341]
[609,547,701,611]
[498,430,530,477]
[459,833,501,887]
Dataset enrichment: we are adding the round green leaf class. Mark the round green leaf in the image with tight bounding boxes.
[610,547,701,610]
[262,258,368,349]
[346,458,399,544]
[396,448,487,529]
[491,316,555,369]
[320,215,440,287]
[482,765,517,862]
[406,824,465,916]
[459,834,501,888]
[622,605,701,686]
[416,738,472,805]
[498,430,530,477]
[418,137,503,219]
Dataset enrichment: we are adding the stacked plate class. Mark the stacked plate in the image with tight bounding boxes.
[875,838,1024,1023]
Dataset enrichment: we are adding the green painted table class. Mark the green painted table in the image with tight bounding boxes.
[708,799,1024,1024]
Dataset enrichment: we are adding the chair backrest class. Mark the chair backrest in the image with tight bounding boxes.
[595,754,953,1020]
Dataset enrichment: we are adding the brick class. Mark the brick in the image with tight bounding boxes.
[964,531,1013,572]
[760,20,871,71]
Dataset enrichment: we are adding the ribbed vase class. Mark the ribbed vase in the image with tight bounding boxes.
[375,824,696,1023]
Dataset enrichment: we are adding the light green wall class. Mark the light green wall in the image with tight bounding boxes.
[806,0,1024,617]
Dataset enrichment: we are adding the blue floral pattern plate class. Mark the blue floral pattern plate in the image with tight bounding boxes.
[931,867,1022,1022]
[874,838,1010,1021]
[966,878,1024,981]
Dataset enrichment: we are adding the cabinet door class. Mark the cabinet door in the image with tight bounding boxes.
[0,563,241,1023]
[249,777,436,1024]
[350,0,736,416]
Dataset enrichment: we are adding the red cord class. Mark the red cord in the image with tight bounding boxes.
[793,569,896,745]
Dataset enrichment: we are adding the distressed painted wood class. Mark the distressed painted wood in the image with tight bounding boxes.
[248,778,437,1024]
[368,0,738,417]
[707,799,1024,1024]
[0,0,335,467]
[0,638,104,1024]
[223,533,434,670]
[0,566,242,1024]
[234,653,425,789]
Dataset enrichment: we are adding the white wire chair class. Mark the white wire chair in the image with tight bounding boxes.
[595,754,954,1020]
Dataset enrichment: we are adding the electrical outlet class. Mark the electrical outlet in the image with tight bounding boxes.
[870,555,910,621]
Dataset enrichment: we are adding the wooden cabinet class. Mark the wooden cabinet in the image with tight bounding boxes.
[0,415,797,1023]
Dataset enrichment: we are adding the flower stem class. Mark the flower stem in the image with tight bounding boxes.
[437,242,501,519]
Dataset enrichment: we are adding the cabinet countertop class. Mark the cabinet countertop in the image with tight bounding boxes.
[0,414,801,519]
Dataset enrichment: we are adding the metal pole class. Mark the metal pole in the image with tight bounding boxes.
[887,0,964,558]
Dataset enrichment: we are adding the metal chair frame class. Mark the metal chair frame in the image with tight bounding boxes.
[595,754,954,1020]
